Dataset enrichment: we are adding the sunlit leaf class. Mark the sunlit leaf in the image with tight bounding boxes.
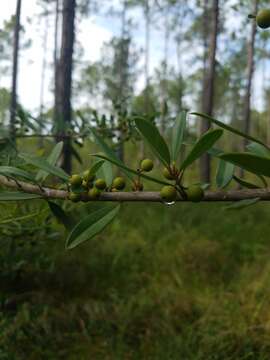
[66,204,120,249]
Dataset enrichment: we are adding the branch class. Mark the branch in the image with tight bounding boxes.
[1,175,270,202]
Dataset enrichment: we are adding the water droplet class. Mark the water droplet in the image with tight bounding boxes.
[163,201,175,206]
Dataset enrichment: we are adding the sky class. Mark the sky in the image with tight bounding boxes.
[0,0,266,114]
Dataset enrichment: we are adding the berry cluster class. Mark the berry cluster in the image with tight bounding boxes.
[68,159,204,203]
[68,170,126,202]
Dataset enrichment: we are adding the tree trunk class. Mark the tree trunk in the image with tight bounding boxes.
[243,0,258,148]
[116,0,128,162]
[55,0,76,174]
[200,0,219,183]
[9,0,22,143]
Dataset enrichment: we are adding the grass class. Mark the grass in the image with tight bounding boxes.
[1,201,270,359]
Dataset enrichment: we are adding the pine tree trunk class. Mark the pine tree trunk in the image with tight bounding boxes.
[9,0,22,144]
[243,0,258,148]
[200,0,219,183]
[55,0,76,174]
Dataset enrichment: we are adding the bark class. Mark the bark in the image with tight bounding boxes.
[9,0,22,143]
[243,0,258,148]
[55,0,76,174]
[200,0,219,183]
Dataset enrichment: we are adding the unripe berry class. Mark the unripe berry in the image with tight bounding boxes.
[256,9,270,29]
[163,167,174,180]
[112,177,126,190]
[140,159,154,172]
[69,192,81,202]
[95,179,107,190]
[88,187,101,200]
[185,185,204,203]
[160,186,177,202]
[69,174,82,187]
[82,180,88,189]
[83,170,95,183]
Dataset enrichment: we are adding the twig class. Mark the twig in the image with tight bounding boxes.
[1,175,270,202]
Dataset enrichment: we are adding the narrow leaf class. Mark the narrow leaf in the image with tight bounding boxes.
[216,160,234,188]
[20,153,69,181]
[233,175,260,189]
[191,112,269,148]
[89,160,105,177]
[92,153,170,186]
[225,198,260,210]
[97,161,113,186]
[0,166,36,183]
[0,192,43,201]
[246,142,270,158]
[90,128,133,180]
[48,201,73,230]
[66,204,120,249]
[171,111,187,161]
[36,141,64,181]
[134,117,171,166]
[181,129,223,170]
[220,152,270,178]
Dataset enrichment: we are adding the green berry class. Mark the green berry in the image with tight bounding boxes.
[69,174,82,187]
[83,170,95,182]
[82,180,88,189]
[163,167,174,180]
[95,178,107,190]
[69,192,81,203]
[88,187,101,200]
[140,159,154,172]
[256,9,270,29]
[160,186,177,202]
[186,185,204,203]
[112,177,126,190]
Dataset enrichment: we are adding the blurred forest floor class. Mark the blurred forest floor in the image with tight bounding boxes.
[1,199,270,359]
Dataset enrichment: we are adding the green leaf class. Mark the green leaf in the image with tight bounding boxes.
[191,112,269,148]
[20,153,69,181]
[89,160,105,177]
[48,201,73,230]
[36,142,64,182]
[92,153,170,186]
[0,166,36,183]
[0,192,43,201]
[134,117,171,166]
[246,142,270,158]
[181,129,223,170]
[90,128,133,181]
[66,204,120,249]
[171,111,187,161]
[97,161,113,186]
[225,198,260,210]
[219,152,270,178]
[216,160,234,189]
[233,175,260,189]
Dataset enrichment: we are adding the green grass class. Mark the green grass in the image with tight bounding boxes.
[1,201,270,359]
